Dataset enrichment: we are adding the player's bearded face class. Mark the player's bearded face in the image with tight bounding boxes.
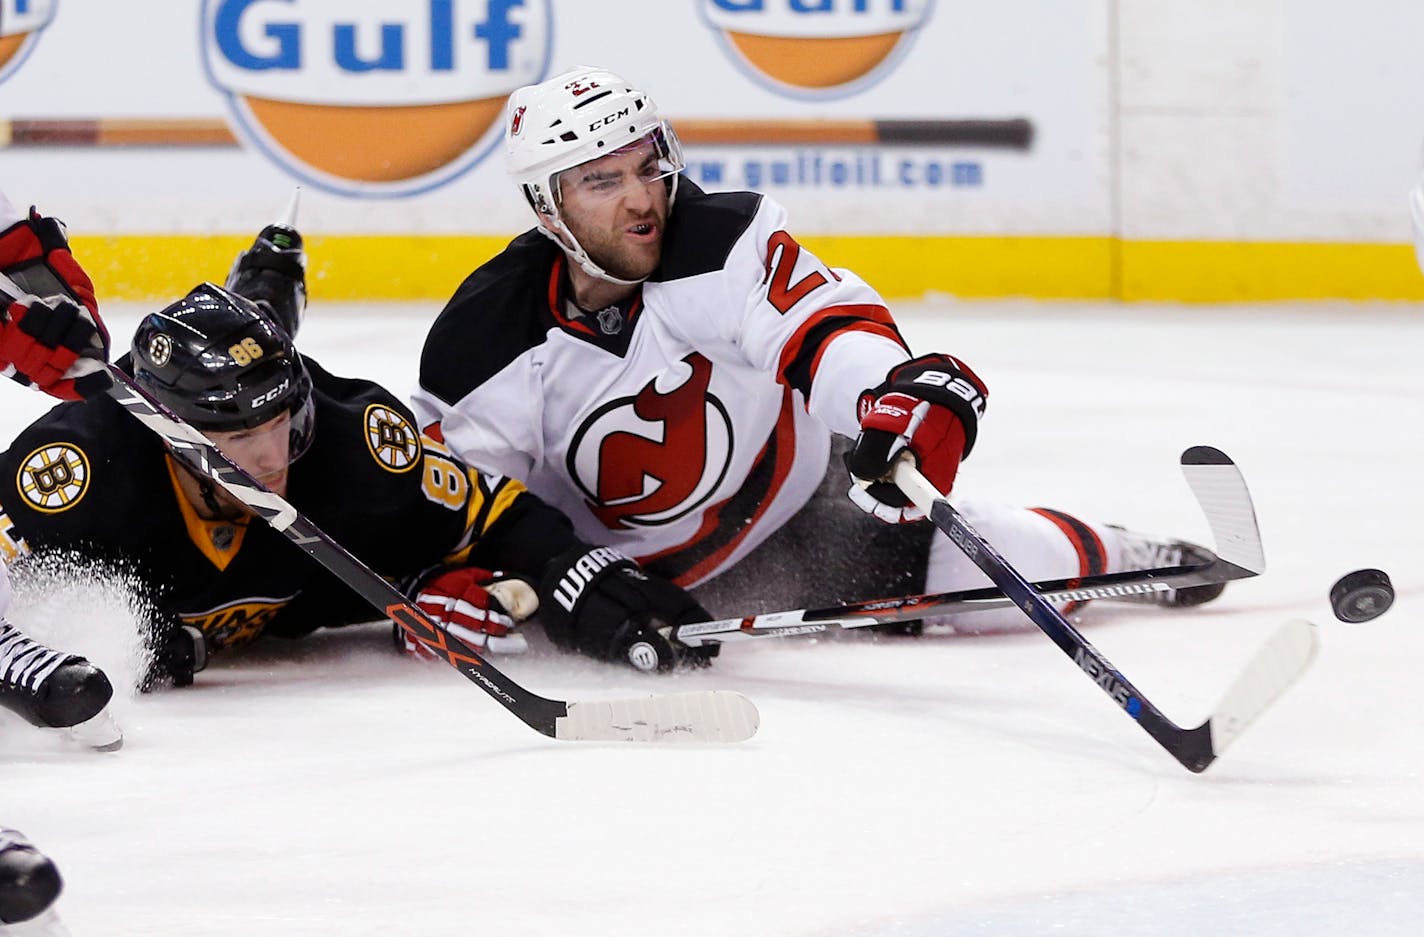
[556,139,671,281]
[209,412,293,500]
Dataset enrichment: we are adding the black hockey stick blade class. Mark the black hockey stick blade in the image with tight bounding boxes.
[891,457,1314,773]
[673,445,1264,645]
[92,357,757,744]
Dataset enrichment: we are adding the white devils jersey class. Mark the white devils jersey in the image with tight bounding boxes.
[413,182,911,587]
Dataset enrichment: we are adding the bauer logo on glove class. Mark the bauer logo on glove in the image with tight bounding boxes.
[909,367,987,415]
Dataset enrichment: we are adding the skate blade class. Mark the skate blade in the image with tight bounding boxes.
[61,706,123,752]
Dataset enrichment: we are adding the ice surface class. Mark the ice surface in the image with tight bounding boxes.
[2,298,1421,936]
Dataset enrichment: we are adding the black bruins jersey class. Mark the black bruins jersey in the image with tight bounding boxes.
[0,357,580,653]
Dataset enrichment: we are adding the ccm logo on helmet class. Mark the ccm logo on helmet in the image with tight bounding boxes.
[0,0,57,83]
[700,0,930,99]
[249,379,290,410]
[201,0,553,196]
[591,108,632,132]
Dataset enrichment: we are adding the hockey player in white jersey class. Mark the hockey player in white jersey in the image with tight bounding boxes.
[412,66,1224,666]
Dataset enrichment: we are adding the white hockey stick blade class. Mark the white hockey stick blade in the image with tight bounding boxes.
[1207,619,1319,755]
[1180,446,1266,575]
[555,690,760,743]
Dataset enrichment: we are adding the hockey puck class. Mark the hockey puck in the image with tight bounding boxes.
[1329,568,1395,623]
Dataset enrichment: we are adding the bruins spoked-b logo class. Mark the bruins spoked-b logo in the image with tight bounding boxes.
[201,0,553,197]
[0,0,56,85]
[364,404,420,473]
[17,443,90,513]
[700,0,932,99]
[146,333,174,367]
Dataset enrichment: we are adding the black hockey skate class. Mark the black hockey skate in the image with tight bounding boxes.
[1108,526,1226,607]
[0,828,62,926]
[224,221,307,338]
[0,623,122,751]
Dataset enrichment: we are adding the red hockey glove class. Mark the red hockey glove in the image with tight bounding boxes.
[845,353,988,523]
[0,209,110,400]
[536,546,717,672]
[400,567,536,658]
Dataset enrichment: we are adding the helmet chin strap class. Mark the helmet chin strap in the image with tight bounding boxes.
[530,172,680,292]
[534,221,646,288]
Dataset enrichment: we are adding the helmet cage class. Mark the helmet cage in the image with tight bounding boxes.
[522,123,685,222]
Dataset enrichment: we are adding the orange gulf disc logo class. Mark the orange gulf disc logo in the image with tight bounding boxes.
[701,0,932,100]
[201,0,552,197]
[0,0,56,85]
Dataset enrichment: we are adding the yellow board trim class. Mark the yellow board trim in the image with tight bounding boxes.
[68,233,1424,304]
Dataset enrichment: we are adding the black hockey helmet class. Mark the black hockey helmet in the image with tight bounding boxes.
[131,283,315,460]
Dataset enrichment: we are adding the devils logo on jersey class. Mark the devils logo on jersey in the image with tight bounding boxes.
[567,354,734,530]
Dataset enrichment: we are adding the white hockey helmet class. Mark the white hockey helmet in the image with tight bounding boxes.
[504,65,684,284]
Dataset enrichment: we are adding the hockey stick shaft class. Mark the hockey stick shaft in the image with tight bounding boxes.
[891,459,1288,773]
[673,557,1249,644]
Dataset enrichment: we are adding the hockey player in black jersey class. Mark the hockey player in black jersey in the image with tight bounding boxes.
[413,66,1225,639]
[0,216,714,688]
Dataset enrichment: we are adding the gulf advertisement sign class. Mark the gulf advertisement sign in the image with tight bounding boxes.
[0,0,55,84]
[201,0,552,197]
[701,0,932,99]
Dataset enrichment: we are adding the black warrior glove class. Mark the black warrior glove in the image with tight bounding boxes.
[537,546,717,672]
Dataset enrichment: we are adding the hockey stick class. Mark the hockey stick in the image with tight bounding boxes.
[0,272,758,744]
[672,446,1264,645]
[889,452,1316,772]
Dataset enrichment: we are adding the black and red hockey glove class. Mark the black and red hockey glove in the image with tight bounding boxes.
[537,545,717,672]
[845,353,988,523]
[0,208,110,400]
